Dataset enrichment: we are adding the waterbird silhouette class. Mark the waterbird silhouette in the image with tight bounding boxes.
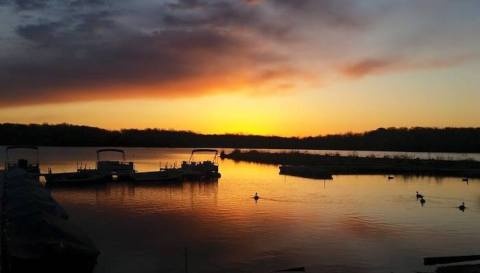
[458,202,466,212]
[253,192,259,201]
[420,197,426,206]
[388,175,394,180]
[416,191,424,199]
[462,177,469,182]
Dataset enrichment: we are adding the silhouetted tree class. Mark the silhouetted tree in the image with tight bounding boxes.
[0,123,479,153]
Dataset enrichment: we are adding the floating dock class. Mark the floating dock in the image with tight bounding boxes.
[45,149,221,187]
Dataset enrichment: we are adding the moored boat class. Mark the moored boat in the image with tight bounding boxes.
[133,168,183,183]
[181,149,221,180]
[96,148,135,180]
[4,145,41,179]
[45,148,136,187]
[45,169,106,187]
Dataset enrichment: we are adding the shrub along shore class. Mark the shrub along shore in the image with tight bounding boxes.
[221,150,480,178]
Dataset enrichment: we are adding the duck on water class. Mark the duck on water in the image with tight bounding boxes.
[416,191,424,199]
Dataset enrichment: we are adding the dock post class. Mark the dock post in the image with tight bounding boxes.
[184,247,189,273]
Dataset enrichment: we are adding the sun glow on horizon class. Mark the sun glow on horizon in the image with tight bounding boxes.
[1,68,480,137]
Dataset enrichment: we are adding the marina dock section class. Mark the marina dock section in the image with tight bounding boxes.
[45,148,221,187]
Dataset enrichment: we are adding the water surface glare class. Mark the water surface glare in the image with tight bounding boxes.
[3,147,480,273]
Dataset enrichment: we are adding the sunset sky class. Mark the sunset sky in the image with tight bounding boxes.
[0,0,479,136]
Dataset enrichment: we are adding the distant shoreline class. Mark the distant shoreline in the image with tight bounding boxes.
[1,123,480,153]
[221,150,480,178]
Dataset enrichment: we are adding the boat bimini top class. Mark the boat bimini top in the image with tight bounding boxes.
[5,145,40,172]
[96,148,126,161]
[188,149,219,163]
[96,148,134,176]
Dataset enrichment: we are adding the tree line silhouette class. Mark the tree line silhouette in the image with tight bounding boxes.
[0,123,479,153]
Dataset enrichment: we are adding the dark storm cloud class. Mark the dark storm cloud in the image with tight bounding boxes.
[271,0,366,27]
[2,26,255,104]
[13,0,49,10]
[0,0,478,106]
[69,0,104,6]
[16,21,61,44]
[0,0,309,106]
[0,0,103,10]
[164,1,256,27]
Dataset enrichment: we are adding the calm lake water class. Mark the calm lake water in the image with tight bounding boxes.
[1,147,480,273]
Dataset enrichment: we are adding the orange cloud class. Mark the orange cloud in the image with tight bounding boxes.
[341,58,394,78]
[341,55,475,78]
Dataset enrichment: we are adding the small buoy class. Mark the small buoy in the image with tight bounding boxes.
[253,192,259,200]
[458,202,466,211]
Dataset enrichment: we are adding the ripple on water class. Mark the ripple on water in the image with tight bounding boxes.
[43,148,480,273]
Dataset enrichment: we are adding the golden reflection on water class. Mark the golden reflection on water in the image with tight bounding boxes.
[6,147,480,273]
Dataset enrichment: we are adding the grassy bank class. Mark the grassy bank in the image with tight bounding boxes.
[221,150,480,178]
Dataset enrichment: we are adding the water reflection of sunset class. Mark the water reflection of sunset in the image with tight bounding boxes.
[45,148,480,273]
[1,1,479,272]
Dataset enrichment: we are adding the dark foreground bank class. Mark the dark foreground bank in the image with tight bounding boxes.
[222,150,480,178]
[0,169,99,273]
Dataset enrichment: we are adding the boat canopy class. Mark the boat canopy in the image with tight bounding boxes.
[5,145,40,166]
[6,145,39,151]
[96,148,126,161]
[189,149,219,162]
